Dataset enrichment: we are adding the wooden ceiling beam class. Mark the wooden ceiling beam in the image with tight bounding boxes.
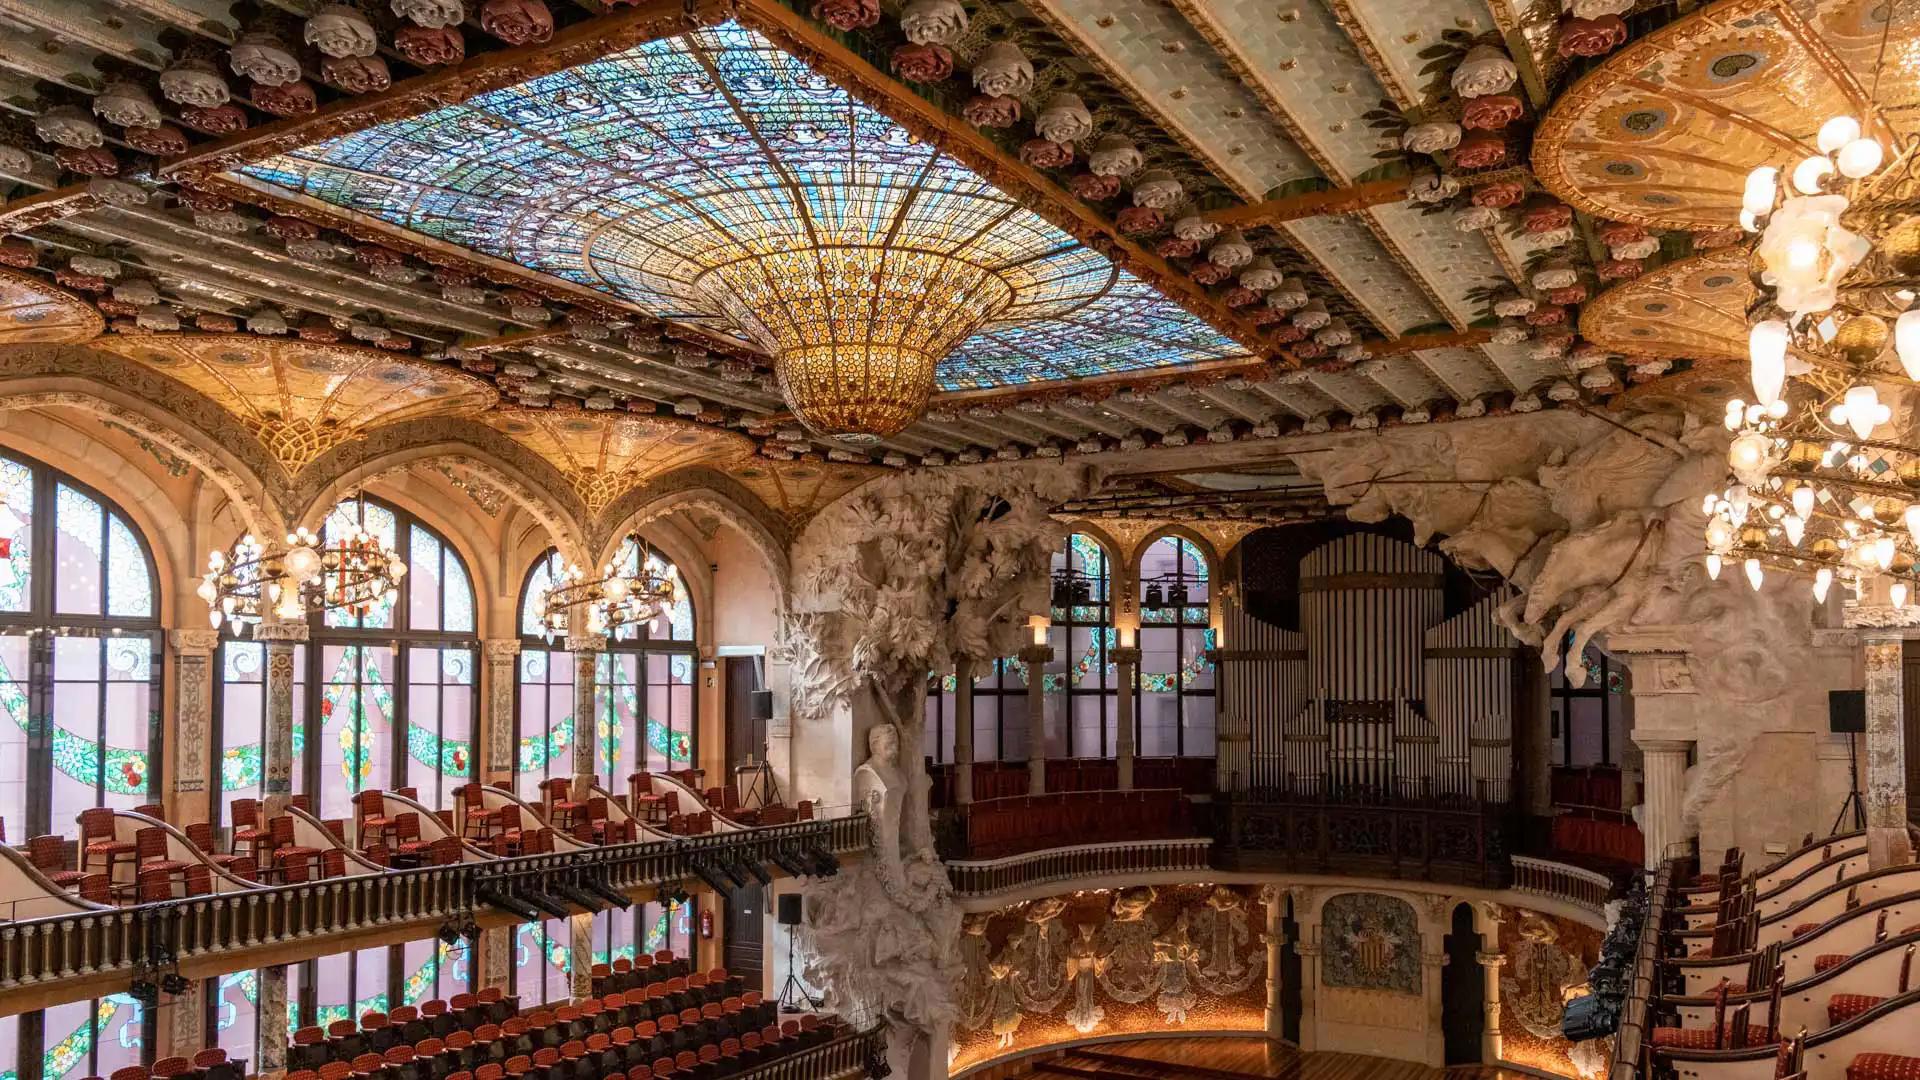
[1199,176,1412,229]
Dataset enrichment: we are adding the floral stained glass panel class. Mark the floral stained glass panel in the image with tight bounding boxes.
[0,456,31,613]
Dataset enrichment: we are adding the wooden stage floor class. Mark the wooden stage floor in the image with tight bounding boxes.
[1001,1037,1536,1080]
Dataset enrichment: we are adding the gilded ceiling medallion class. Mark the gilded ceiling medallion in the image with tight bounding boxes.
[479,408,758,515]
[94,333,497,472]
[1578,246,1751,360]
[0,267,104,346]
[1533,0,1920,230]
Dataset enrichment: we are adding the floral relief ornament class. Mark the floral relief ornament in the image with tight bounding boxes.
[898,0,967,46]
[1035,93,1094,144]
[1089,136,1144,179]
[1402,121,1462,155]
[972,41,1035,98]
[392,0,465,27]
[159,58,229,107]
[93,81,163,129]
[892,43,954,83]
[35,105,104,149]
[229,31,303,86]
[1451,45,1517,98]
[306,4,380,58]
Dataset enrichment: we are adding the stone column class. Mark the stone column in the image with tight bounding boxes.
[1862,631,1914,866]
[953,658,975,805]
[1477,950,1507,1063]
[1112,646,1141,790]
[1611,631,1703,867]
[1261,885,1283,1041]
[256,964,289,1080]
[170,973,205,1058]
[255,618,308,818]
[1018,644,1052,794]
[1293,940,1320,1052]
[170,628,220,812]
[484,640,521,786]
[567,633,606,799]
[1421,949,1449,1067]
[1638,740,1691,870]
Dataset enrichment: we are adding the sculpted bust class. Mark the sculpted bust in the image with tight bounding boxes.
[854,722,909,891]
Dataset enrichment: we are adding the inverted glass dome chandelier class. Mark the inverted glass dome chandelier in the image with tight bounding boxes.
[1707,103,1920,602]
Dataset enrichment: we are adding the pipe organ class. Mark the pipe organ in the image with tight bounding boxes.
[1224,533,1523,802]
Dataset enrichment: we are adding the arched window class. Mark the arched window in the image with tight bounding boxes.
[0,449,161,838]
[924,533,1116,764]
[1138,536,1214,758]
[515,539,696,800]
[213,495,478,825]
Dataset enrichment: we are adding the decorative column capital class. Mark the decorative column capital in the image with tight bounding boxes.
[1110,646,1141,666]
[255,618,309,644]
[1634,738,1694,755]
[1475,951,1507,969]
[1293,942,1323,958]
[168,627,220,654]
[484,638,522,660]
[1421,951,1450,968]
[565,633,607,654]
[1016,644,1053,664]
[1844,602,1920,632]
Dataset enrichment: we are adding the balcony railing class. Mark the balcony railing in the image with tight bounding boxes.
[1610,860,1674,1080]
[934,789,1198,861]
[0,815,867,995]
[944,837,1214,897]
[1511,854,1618,915]
[1213,783,1510,887]
[738,1023,886,1080]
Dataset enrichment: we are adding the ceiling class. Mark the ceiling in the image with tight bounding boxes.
[0,0,1749,526]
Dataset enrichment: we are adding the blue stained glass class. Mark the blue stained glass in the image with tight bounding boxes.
[521,556,557,638]
[236,22,1251,390]
[443,553,475,633]
[325,499,397,629]
[106,515,152,618]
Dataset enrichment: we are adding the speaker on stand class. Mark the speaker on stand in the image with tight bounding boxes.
[736,689,781,810]
[775,893,818,1014]
[1829,689,1867,835]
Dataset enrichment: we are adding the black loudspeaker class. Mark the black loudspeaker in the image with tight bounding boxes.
[1829,689,1867,733]
[777,893,803,926]
[749,689,774,722]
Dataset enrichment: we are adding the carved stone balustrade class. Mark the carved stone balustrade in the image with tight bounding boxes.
[944,837,1215,897]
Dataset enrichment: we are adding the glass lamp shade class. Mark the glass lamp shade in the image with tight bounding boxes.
[702,246,1013,441]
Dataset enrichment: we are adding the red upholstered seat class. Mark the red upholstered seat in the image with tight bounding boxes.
[1792,922,1824,937]
[1827,993,1887,1024]
[1815,953,1851,972]
[1849,1055,1920,1080]
[1650,1025,1774,1049]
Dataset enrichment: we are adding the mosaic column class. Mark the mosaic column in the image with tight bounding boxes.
[484,640,521,785]
[1477,950,1507,1062]
[952,658,975,806]
[1018,644,1052,795]
[170,628,220,807]
[170,972,205,1059]
[570,909,595,1000]
[480,925,511,996]
[1864,631,1914,867]
[1112,646,1140,790]
[255,618,308,818]
[256,964,289,1080]
[567,633,606,802]
[1637,740,1691,870]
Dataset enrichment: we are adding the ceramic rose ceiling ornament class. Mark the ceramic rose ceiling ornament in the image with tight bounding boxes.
[1450,45,1517,98]
[1088,136,1143,178]
[1034,93,1093,144]
[899,0,967,46]
[160,58,229,107]
[1239,256,1284,291]
[972,41,1034,98]
[34,106,104,149]
[1132,169,1185,210]
[230,31,304,86]
[93,81,162,129]
[392,0,465,27]
[1454,205,1498,231]
[1409,171,1459,204]
[1292,299,1331,330]
[1402,121,1461,155]
[306,4,379,57]
[1207,229,1253,269]
[1266,279,1309,311]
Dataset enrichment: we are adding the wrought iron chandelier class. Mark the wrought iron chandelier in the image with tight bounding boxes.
[1708,99,1920,601]
[199,522,406,632]
[534,539,677,642]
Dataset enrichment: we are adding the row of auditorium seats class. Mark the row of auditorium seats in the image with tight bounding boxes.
[1636,830,1920,1080]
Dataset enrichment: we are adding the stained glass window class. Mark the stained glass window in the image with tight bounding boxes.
[1139,536,1215,758]
[212,494,477,830]
[0,449,160,838]
[237,22,1251,391]
[510,901,691,1008]
[516,543,695,798]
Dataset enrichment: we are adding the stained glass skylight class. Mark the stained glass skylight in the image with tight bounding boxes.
[233,21,1251,392]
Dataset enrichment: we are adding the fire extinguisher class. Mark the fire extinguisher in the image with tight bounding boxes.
[700,909,714,939]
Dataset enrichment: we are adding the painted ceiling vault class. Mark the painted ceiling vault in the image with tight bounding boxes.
[0,0,1804,523]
